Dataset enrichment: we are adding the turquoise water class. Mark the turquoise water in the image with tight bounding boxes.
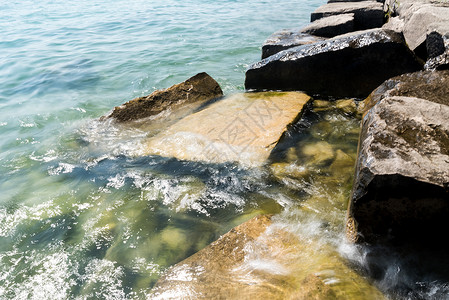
[0,0,322,298]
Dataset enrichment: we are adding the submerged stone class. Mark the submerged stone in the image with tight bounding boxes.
[262,30,326,59]
[301,141,335,166]
[335,99,358,115]
[347,96,449,244]
[311,1,384,30]
[301,13,355,38]
[150,215,387,299]
[104,72,223,123]
[245,29,422,98]
[143,92,311,166]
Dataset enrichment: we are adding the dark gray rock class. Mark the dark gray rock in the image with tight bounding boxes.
[105,72,223,123]
[427,31,447,58]
[347,96,449,244]
[386,0,449,67]
[311,1,384,30]
[245,29,422,98]
[424,28,449,70]
[261,30,325,59]
[363,69,449,114]
[301,13,355,38]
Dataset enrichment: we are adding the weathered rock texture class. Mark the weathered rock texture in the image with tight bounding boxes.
[301,13,355,38]
[311,1,384,30]
[245,29,422,98]
[362,69,449,114]
[143,92,311,166]
[261,30,325,59]
[347,96,449,244]
[105,72,223,122]
[151,215,387,299]
[384,0,449,68]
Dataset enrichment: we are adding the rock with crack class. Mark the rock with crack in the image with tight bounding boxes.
[150,215,387,299]
[347,96,449,244]
[143,92,311,167]
[245,29,422,98]
[104,72,223,123]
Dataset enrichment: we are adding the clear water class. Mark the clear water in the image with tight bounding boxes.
[1,0,449,299]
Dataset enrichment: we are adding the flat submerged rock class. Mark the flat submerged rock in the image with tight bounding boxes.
[150,215,386,299]
[142,92,311,166]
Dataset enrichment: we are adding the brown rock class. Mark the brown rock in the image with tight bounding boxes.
[150,215,387,299]
[143,92,311,166]
[105,72,223,122]
[347,96,449,244]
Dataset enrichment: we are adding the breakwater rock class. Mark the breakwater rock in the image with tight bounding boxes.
[301,13,355,38]
[362,69,449,113]
[262,31,326,59]
[311,1,384,30]
[143,92,311,166]
[385,0,449,69]
[347,96,449,244]
[104,72,223,123]
[245,29,422,98]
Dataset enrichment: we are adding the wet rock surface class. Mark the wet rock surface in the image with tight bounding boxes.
[347,96,449,244]
[301,13,355,38]
[143,92,311,166]
[385,0,449,68]
[245,29,422,98]
[362,69,449,113]
[261,30,325,59]
[151,215,386,299]
[311,1,384,30]
[105,72,223,122]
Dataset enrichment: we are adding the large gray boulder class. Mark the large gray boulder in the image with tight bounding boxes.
[301,13,355,38]
[384,0,449,68]
[261,30,325,59]
[245,29,422,98]
[362,69,449,113]
[311,1,384,30]
[347,96,449,244]
[104,72,223,122]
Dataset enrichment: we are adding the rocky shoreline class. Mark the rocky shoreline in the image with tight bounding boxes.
[244,0,449,245]
[103,0,449,297]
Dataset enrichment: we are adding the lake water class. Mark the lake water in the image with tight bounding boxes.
[1,0,449,299]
